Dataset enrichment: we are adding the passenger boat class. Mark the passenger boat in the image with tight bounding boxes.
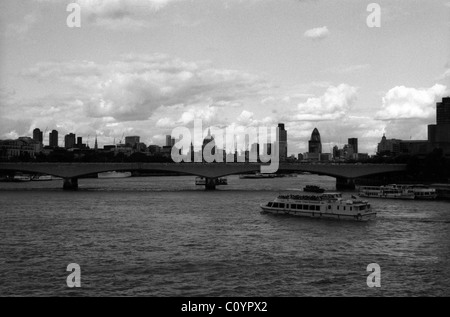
[303,185,325,193]
[31,175,53,181]
[195,177,228,185]
[391,184,437,200]
[358,185,415,200]
[430,184,450,200]
[239,173,276,179]
[98,171,132,179]
[260,193,375,222]
[13,175,31,182]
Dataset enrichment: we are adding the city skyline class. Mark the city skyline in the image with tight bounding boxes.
[0,0,449,155]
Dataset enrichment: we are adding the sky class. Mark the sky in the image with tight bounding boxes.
[0,0,449,155]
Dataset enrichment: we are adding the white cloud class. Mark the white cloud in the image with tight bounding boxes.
[376,84,447,120]
[23,54,268,121]
[304,26,329,40]
[293,84,358,121]
[440,68,450,81]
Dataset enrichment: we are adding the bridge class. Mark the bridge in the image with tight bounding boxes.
[0,162,407,190]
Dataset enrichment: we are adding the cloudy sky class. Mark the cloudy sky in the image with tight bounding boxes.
[1,0,449,154]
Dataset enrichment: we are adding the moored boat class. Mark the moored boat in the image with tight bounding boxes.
[31,175,53,181]
[195,177,228,185]
[98,171,132,179]
[260,192,375,222]
[358,185,415,200]
[239,173,276,179]
[13,175,31,182]
[392,184,437,200]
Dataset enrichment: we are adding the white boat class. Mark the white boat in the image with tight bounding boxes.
[358,185,415,200]
[390,184,437,200]
[239,173,276,179]
[260,192,375,222]
[31,175,53,181]
[13,175,31,182]
[195,177,228,185]
[98,171,132,179]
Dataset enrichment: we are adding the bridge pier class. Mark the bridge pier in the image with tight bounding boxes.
[336,177,356,190]
[63,178,79,191]
[205,178,216,191]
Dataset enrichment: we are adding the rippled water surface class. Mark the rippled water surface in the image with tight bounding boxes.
[1,175,449,296]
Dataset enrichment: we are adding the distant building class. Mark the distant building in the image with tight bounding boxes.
[377,134,401,156]
[264,143,272,156]
[428,97,450,155]
[103,145,116,151]
[250,143,260,161]
[436,97,450,125]
[64,133,76,149]
[308,128,322,154]
[304,152,320,161]
[125,136,140,148]
[202,128,215,159]
[320,153,332,162]
[33,128,43,145]
[278,123,287,162]
[49,130,58,148]
[166,135,172,147]
[348,138,358,154]
[0,138,40,159]
[148,145,161,154]
[377,134,431,157]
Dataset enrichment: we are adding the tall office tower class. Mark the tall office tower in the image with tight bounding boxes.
[49,130,58,148]
[428,97,450,146]
[308,128,322,154]
[166,135,172,147]
[348,138,358,154]
[278,123,287,161]
[436,97,450,124]
[33,128,43,144]
[77,137,83,148]
[64,133,76,149]
[125,136,140,148]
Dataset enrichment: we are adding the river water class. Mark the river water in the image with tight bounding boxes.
[0,174,449,296]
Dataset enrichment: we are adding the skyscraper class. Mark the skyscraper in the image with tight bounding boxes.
[77,137,83,148]
[428,97,450,148]
[49,130,58,148]
[166,135,172,147]
[64,133,76,149]
[436,97,450,125]
[33,128,43,144]
[348,138,358,154]
[278,123,287,161]
[308,128,322,154]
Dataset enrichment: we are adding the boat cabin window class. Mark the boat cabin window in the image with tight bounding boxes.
[268,202,273,207]
[315,206,320,211]
[279,203,285,208]
[309,205,315,210]
[273,203,279,208]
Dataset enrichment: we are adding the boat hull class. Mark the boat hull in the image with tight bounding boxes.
[260,205,376,222]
